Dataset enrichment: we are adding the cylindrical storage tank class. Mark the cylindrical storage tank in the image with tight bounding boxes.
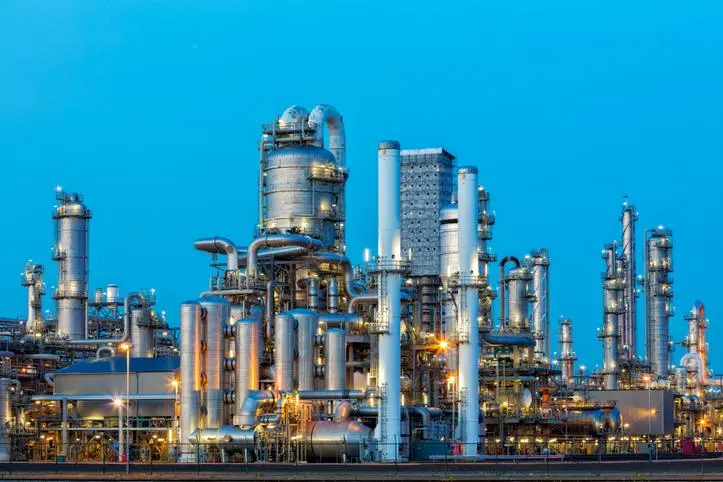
[530,249,550,360]
[107,284,120,304]
[131,306,154,358]
[307,278,320,310]
[263,145,345,249]
[0,378,12,461]
[53,192,91,340]
[294,310,318,391]
[507,267,532,332]
[234,307,261,423]
[199,297,229,429]
[179,301,203,460]
[566,409,609,436]
[327,277,339,313]
[305,420,372,460]
[325,328,346,390]
[94,288,103,304]
[274,313,296,391]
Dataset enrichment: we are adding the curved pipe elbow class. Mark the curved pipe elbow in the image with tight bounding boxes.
[247,235,322,279]
[194,237,239,271]
[304,253,366,298]
[69,292,143,346]
[309,104,346,166]
[237,390,277,427]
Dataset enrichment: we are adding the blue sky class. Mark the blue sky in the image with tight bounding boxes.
[1,1,721,372]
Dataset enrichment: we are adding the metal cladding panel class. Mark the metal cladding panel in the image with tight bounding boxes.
[400,149,455,277]
[588,389,674,435]
[54,372,175,418]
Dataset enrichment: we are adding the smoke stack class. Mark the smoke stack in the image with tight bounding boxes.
[375,141,402,461]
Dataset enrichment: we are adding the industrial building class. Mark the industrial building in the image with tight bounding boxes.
[0,103,721,464]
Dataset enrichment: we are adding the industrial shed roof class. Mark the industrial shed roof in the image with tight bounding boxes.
[57,356,179,374]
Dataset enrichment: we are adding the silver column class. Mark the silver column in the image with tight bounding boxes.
[439,204,459,375]
[180,301,203,459]
[274,313,296,391]
[327,277,339,313]
[559,318,576,385]
[199,297,229,429]
[52,190,92,340]
[600,243,623,389]
[507,267,532,332]
[620,201,639,358]
[325,328,346,390]
[530,249,550,362]
[645,227,673,379]
[21,263,45,333]
[293,309,318,391]
[234,306,262,424]
[130,305,153,358]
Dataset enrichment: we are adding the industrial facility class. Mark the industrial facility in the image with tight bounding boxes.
[1,104,721,464]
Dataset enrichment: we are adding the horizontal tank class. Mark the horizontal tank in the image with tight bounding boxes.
[305,420,372,460]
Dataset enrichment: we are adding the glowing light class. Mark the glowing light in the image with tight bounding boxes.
[439,340,448,350]
[119,342,131,352]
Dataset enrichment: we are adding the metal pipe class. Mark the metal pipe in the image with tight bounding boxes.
[265,280,275,341]
[481,332,535,347]
[234,306,262,424]
[308,104,346,166]
[325,328,346,390]
[302,253,366,298]
[69,292,144,346]
[247,234,322,279]
[96,346,115,358]
[237,390,278,427]
[189,426,257,447]
[376,140,402,461]
[298,390,365,400]
[32,394,176,401]
[44,372,56,387]
[194,237,239,271]
[347,295,377,313]
[498,256,521,327]
[199,297,229,429]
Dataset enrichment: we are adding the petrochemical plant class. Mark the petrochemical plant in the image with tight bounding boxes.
[1,104,721,464]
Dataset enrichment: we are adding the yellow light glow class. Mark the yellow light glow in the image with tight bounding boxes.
[119,342,131,352]
[439,340,448,350]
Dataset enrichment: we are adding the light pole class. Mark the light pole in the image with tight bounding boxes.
[113,398,123,462]
[119,342,131,473]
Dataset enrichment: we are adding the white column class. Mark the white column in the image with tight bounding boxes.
[376,141,402,461]
[457,166,480,456]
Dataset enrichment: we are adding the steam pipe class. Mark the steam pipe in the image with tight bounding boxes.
[498,256,521,327]
[194,237,239,271]
[189,426,257,447]
[302,253,366,298]
[247,234,322,279]
[96,346,115,358]
[265,280,275,341]
[69,292,144,346]
[308,104,346,166]
[481,332,535,347]
[347,295,377,313]
[44,372,56,388]
[237,390,278,427]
